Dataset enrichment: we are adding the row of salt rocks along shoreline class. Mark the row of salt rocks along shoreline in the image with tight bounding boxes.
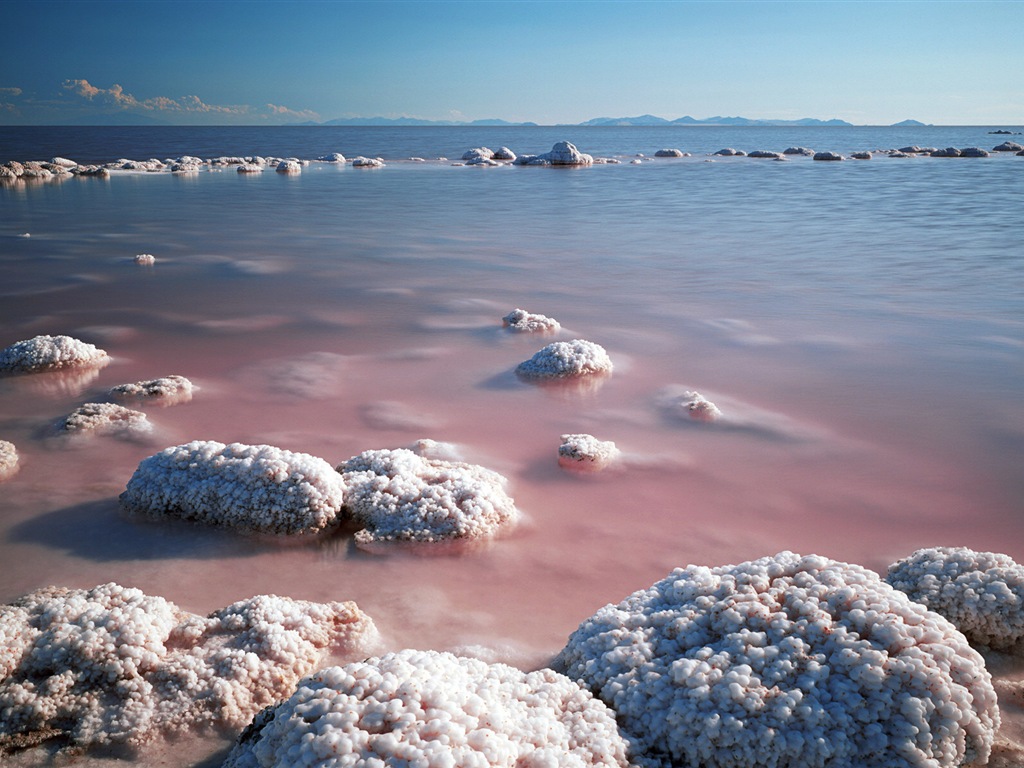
[4,139,1023,182]
[4,548,1021,765]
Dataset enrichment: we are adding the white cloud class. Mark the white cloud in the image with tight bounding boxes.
[62,79,249,115]
[265,103,321,121]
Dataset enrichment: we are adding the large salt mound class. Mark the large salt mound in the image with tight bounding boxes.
[515,339,612,380]
[558,433,620,471]
[0,335,109,374]
[502,307,560,333]
[223,649,631,768]
[120,440,346,535]
[57,402,152,437]
[0,584,378,755]
[108,374,194,405]
[0,439,18,481]
[513,141,594,166]
[886,546,1024,653]
[554,551,999,768]
[338,448,519,550]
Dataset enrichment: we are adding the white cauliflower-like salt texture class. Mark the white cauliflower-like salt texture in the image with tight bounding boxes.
[515,339,613,380]
[887,546,1024,653]
[558,434,620,470]
[502,308,561,333]
[678,390,722,422]
[223,649,632,768]
[339,448,520,549]
[0,439,18,481]
[120,440,347,535]
[57,402,152,436]
[0,335,109,374]
[108,374,194,405]
[554,551,1000,768]
[0,584,378,755]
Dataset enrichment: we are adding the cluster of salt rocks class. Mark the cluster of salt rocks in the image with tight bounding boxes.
[0,335,109,374]
[223,649,632,768]
[554,551,1000,768]
[0,583,378,754]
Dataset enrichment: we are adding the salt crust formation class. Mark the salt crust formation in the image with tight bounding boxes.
[223,649,631,768]
[714,148,745,156]
[120,440,346,535]
[0,439,18,481]
[352,156,385,168]
[133,253,156,265]
[515,339,613,380]
[57,402,152,437]
[677,390,723,423]
[886,547,1024,653]
[558,434,620,471]
[513,141,594,166]
[813,152,844,161]
[108,374,194,405]
[0,584,378,755]
[276,160,301,174]
[502,307,561,333]
[554,551,999,768]
[338,448,520,549]
[655,148,687,157]
[0,335,109,374]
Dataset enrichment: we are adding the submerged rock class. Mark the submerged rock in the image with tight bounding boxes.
[0,335,109,375]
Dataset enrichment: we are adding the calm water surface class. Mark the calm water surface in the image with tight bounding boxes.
[1,126,1023,765]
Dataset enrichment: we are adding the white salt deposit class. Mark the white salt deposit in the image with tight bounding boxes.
[119,440,347,535]
[338,448,520,550]
[555,551,1000,768]
[502,307,561,333]
[352,156,385,168]
[654,148,687,157]
[0,584,378,755]
[493,146,517,161]
[0,335,109,374]
[462,147,495,161]
[0,439,18,481]
[813,151,845,161]
[513,141,594,166]
[677,389,723,422]
[515,339,613,380]
[275,160,301,174]
[237,164,264,173]
[57,402,152,437]
[558,434,620,471]
[887,546,1024,653]
[223,649,631,768]
[317,152,346,163]
[108,374,194,405]
[133,253,156,265]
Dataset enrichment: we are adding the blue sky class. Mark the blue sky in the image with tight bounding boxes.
[1,0,1021,125]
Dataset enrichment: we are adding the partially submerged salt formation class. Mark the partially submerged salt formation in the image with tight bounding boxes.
[223,649,631,768]
[133,253,155,265]
[275,160,301,173]
[120,440,346,535]
[655,148,687,157]
[338,448,519,549]
[0,335,109,374]
[513,141,594,166]
[783,147,815,155]
[57,402,152,437]
[886,546,1024,653]
[352,156,385,168]
[714,148,745,156]
[554,551,999,768]
[515,339,613,380]
[676,389,723,423]
[502,307,561,333]
[813,151,844,161]
[108,374,194,405]
[0,439,18,481]
[0,583,378,755]
[558,433,619,471]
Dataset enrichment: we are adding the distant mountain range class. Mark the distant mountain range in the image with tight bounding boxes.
[302,114,922,128]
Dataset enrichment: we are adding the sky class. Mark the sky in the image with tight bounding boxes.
[1,0,1021,126]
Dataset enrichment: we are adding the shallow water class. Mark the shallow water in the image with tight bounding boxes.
[1,127,1023,764]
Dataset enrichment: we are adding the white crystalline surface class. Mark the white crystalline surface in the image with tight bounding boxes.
[0,335,109,374]
[515,339,612,380]
[119,440,346,535]
[109,374,194,404]
[0,583,378,754]
[679,390,722,422]
[0,439,18,481]
[339,448,519,548]
[558,434,619,470]
[223,649,632,768]
[57,402,152,436]
[554,551,999,768]
[502,307,561,333]
[887,546,1024,653]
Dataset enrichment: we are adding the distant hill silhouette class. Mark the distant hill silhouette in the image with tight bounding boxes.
[310,114,857,127]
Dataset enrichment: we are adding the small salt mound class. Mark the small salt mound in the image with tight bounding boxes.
[713,148,745,156]
[502,307,561,333]
[120,440,346,535]
[108,374,194,405]
[558,433,619,471]
[493,146,517,161]
[57,402,152,437]
[677,389,722,422]
[813,151,844,161]
[317,152,346,162]
[783,146,815,155]
[275,160,301,173]
[133,253,155,265]
[0,335,109,374]
[0,584,377,755]
[654,148,687,157]
[554,551,999,768]
[237,164,264,173]
[886,546,1024,653]
[338,448,519,550]
[223,649,631,768]
[0,439,18,481]
[352,156,385,168]
[462,147,494,161]
[515,339,612,380]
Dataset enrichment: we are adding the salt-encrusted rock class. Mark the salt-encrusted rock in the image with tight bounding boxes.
[555,551,1000,768]
[237,164,264,173]
[0,335,109,374]
[960,147,990,157]
[224,649,631,768]
[120,440,346,535]
[0,440,18,481]
[748,150,784,159]
[57,402,151,437]
[713,148,745,156]
[655,148,686,157]
[352,156,384,168]
[993,141,1024,152]
[851,152,872,160]
[466,156,500,166]
[513,141,594,166]
[275,160,301,173]
[676,390,722,422]
[493,146,517,161]
[134,253,156,265]
[886,546,1024,653]
[462,147,494,161]
[515,339,613,380]
[898,145,925,153]
[888,151,911,158]
[931,147,962,157]
[813,151,844,161]
[502,307,560,333]
[20,167,53,180]
[317,152,346,162]
[783,147,814,156]
[558,434,619,471]
[338,448,519,549]
[108,374,194,405]
[0,584,378,755]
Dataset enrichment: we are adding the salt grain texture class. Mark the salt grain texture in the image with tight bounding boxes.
[0,584,378,755]
[677,390,723,422]
[120,440,347,535]
[515,339,613,380]
[108,374,194,405]
[0,335,109,374]
[223,649,632,768]
[554,551,999,768]
[502,307,561,333]
[558,434,620,471]
[887,546,1024,653]
[0,439,18,481]
[57,402,152,437]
